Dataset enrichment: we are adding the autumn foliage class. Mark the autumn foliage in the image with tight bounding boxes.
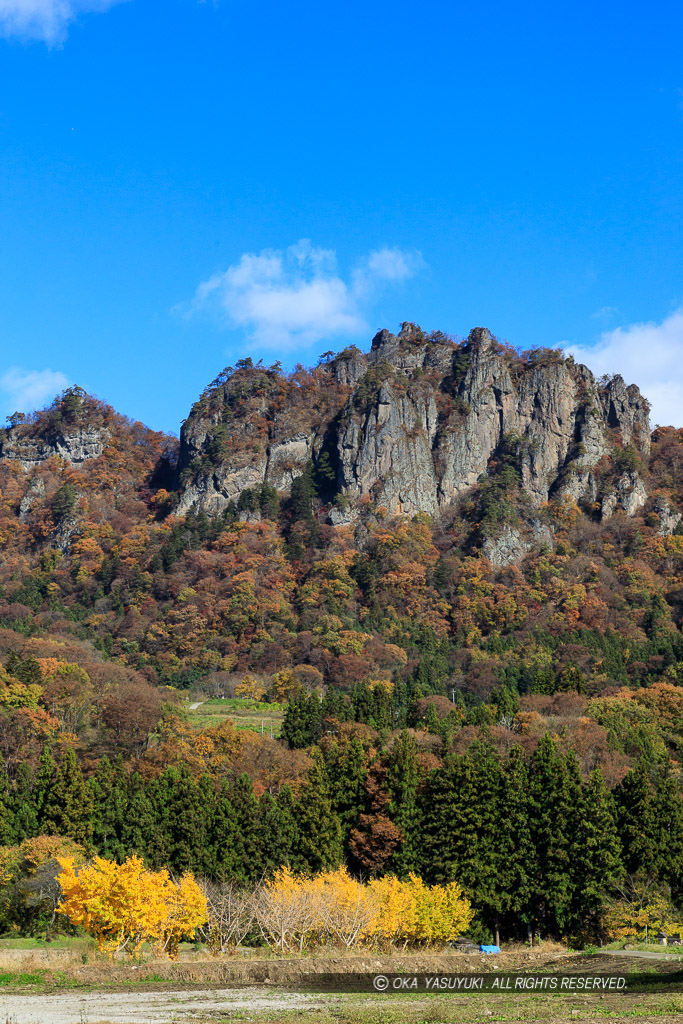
[56,855,207,956]
[252,866,473,952]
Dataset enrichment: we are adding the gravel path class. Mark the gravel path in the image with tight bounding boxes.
[0,986,324,1024]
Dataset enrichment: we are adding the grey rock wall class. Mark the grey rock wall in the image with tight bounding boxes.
[175,325,652,525]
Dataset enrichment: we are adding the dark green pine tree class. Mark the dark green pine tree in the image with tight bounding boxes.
[321,688,349,726]
[419,753,470,885]
[206,779,241,882]
[571,767,623,941]
[526,735,579,937]
[41,748,94,845]
[325,738,367,849]
[120,771,156,859]
[257,788,299,876]
[294,753,342,872]
[462,739,507,942]
[0,764,15,845]
[149,766,209,875]
[89,755,127,860]
[33,745,57,828]
[282,693,322,749]
[424,703,441,735]
[499,745,533,943]
[615,759,658,876]
[386,730,422,877]
[421,738,506,937]
[653,764,683,900]
[392,680,409,729]
[12,763,38,842]
[229,774,262,885]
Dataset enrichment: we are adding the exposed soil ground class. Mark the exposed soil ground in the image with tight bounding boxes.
[1,948,681,1024]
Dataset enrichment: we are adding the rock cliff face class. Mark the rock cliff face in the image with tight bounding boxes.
[0,425,109,470]
[176,324,651,528]
[174,362,336,516]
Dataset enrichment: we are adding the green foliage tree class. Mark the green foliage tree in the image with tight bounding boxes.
[41,748,93,845]
[294,754,342,872]
[386,731,422,877]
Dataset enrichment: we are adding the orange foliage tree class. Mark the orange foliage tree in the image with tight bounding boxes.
[57,855,207,957]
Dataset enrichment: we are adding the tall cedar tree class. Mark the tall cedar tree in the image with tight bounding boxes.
[120,771,155,859]
[89,755,127,861]
[615,760,658,876]
[41,748,93,845]
[257,789,299,875]
[571,767,623,939]
[12,764,37,842]
[386,730,422,877]
[653,765,683,901]
[294,753,342,872]
[207,780,241,882]
[149,766,210,875]
[229,774,262,885]
[326,738,367,848]
[0,765,14,845]
[526,736,580,937]
[498,745,534,941]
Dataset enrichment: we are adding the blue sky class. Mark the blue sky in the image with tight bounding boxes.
[0,0,682,432]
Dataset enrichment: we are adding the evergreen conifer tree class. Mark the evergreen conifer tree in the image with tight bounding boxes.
[326,738,367,848]
[257,789,299,876]
[207,779,240,882]
[41,748,93,845]
[653,764,683,900]
[121,771,155,859]
[571,767,623,940]
[294,754,342,872]
[149,766,208,874]
[229,774,261,885]
[0,764,15,845]
[526,735,578,937]
[89,755,127,860]
[33,745,57,827]
[386,731,422,877]
[12,763,38,842]
[499,745,533,942]
[615,759,658,876]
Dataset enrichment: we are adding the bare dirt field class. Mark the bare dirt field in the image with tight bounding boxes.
[0,948,681,1024]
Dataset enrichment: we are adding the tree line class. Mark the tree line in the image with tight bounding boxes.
[0,734,681,944]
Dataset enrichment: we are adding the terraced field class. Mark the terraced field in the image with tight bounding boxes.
[186,697,285,738]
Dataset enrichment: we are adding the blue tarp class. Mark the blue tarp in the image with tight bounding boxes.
[480,944,501,954]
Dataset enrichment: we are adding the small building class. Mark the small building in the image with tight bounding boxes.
[656,930,669,946]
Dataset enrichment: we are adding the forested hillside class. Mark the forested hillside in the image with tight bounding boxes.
[1,325,683,944]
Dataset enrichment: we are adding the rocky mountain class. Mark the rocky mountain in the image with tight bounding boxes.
[174,324,652,559]
[1,321,682,756]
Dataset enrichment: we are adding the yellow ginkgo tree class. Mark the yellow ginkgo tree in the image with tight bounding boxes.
[57,855,207,957]
[252,866,473,952]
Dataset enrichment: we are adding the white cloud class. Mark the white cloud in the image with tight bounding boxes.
[353,247,426,297]
[590,305,618,322]
[569,308,683,428]
[0,0,126,44]
[0,367,69,418]
[183,240,425,350]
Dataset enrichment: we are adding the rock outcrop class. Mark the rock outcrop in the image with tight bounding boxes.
[601,471,648,520]
[653,496,682,537]
[0,425,109,470]
[175,324,652,533]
